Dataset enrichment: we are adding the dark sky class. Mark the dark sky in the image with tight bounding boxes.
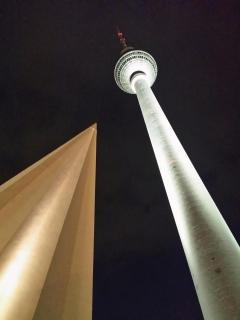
[1,0,240,319]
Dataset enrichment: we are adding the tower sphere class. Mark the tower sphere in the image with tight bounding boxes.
[114,50,158,94]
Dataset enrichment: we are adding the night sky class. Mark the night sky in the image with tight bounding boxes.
[1,1,240,319]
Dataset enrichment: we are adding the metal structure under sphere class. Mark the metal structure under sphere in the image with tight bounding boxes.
[114,49,157,94]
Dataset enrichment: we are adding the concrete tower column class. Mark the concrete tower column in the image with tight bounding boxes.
[114,43,240,319]
[133,75,240,320]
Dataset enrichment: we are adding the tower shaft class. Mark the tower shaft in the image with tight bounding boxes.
[133,76,240,319]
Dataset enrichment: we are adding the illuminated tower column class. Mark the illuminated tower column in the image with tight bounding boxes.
[114,33,240,320]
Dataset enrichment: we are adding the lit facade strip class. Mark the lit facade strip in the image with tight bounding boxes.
[0,126,96,320]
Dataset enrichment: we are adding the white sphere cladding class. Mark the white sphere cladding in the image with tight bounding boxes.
[114,50,158,94]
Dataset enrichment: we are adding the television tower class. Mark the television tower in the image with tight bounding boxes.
[114,31,240,320]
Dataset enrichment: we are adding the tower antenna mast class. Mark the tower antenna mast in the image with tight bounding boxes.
[116,27,127,49]
[116,27,134,56]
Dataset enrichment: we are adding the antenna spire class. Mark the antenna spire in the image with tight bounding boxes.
[116,27,127,49]
[115,27,134,56]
